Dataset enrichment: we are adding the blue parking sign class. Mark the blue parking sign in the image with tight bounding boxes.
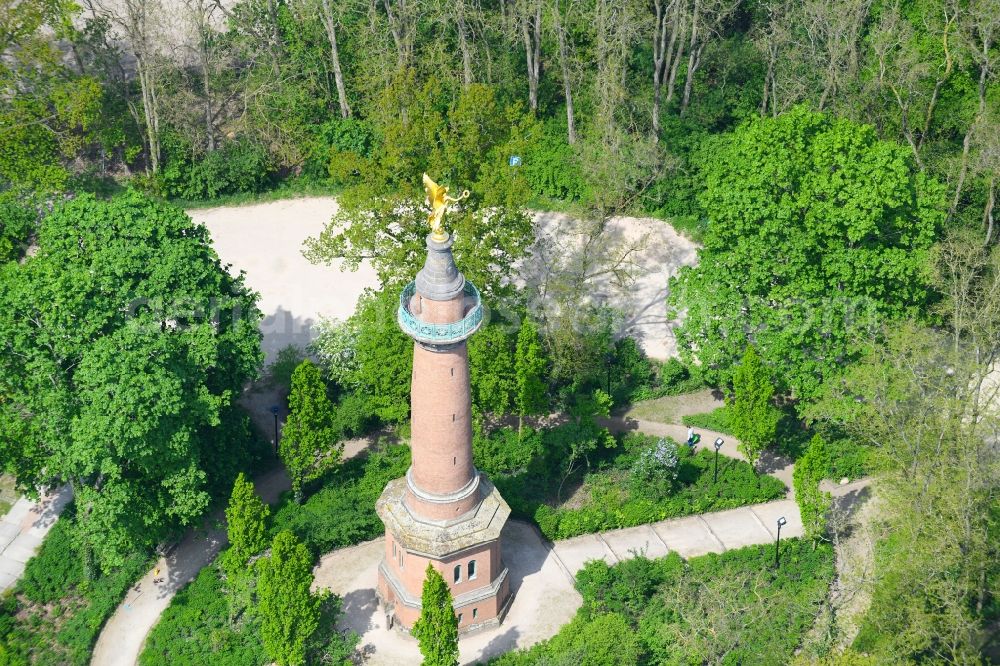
[509,155,522,167]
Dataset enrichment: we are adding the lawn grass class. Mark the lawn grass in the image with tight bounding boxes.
[494,430,786,541]
[626,388,722,425]
[681,405,734,435]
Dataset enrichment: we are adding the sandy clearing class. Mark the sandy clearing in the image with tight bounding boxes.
[527,211,698,360]
[191,197,697,364]
[189,197,380,365]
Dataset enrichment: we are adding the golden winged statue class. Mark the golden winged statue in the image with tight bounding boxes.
[422,173,469,242]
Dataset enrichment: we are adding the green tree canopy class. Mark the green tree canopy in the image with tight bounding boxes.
[304,83,534,301]
[412,564,459,666]
[669,106,945,399]
[803,233,1000,662]
[514,319,548,421]
[0,191,262,570]
[729,346,781,468]
[327,288,413,424]
[280,359,342,501]
[0,0,111,192]
[469,324,517,417]
[257,530,322,666]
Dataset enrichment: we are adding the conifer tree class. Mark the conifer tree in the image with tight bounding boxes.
[412,564,459,666]
[223,473,270,575]
[729,346,780,469]
[280,359,342,502]
[793,435,833,545]
[257,530,321,666]
[514,319,548,433]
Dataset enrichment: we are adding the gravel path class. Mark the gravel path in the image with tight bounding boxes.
[0,486,72,593]
[311,411,870,666]
[90,434,372,666]
[84,197,846,665]
[89,465,291,666]
[314,491,866,666]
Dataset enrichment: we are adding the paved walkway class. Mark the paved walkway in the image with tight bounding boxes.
[0,486,72,593]
[315,521,581,666]
[315,475,871,666]
[314,499,802,665]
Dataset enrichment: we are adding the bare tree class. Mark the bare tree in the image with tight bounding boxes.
[678,0,738,115]
[950,0,1000,226]
[755,0,868,117]
[426,0,480,88]
[455,0,477,87]
[549,0,577,143]
[316,0,352,117]
[651,0,684,135]
[871,0,961,168]
[380,0,418,70]
[182,0,224,151]
[87,0,165,173]
[516,0,542,113]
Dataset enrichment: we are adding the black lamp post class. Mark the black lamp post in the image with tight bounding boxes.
[775,516,787,568]
[270,405,280,454]
[713,437,724,483]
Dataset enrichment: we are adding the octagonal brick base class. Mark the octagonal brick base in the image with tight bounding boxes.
[375,475,513,633]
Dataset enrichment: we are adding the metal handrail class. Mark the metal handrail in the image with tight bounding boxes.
[398,281,483,345]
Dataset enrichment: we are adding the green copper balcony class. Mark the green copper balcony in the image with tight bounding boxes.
[398,280,483,347]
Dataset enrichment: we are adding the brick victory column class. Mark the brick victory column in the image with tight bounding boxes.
[376,174,512,633]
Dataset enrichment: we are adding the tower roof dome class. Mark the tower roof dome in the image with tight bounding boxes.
[415,233,465,301]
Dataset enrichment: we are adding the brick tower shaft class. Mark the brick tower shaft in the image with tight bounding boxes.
[376,227,512,633]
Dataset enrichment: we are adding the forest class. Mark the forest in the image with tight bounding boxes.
[1,0,999,664]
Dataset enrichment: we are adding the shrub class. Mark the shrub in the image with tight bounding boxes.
[201,406,272,500]
[823,437,875,481]
[331,392,375,438]
[531,435,786,541]
[0,513,152,666]
[139,565,268,666]
[473,427,543,478]
[312,117,379,183]
[17,518,81,605]
[257,531,322,666]
[412,565,459,666]
[729,346,781,467]
[494,539,834,665]
[522,118,587,201]
[0,195,34,263]
[160,140,275,200]
[269,444,410,555]
[280,359,342,501]
[266,345,306,393]
[630,358,707,401]
[794,435,833,543]
[629,438,680,500]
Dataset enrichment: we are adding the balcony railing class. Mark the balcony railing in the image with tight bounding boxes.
[398,280,483,345]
